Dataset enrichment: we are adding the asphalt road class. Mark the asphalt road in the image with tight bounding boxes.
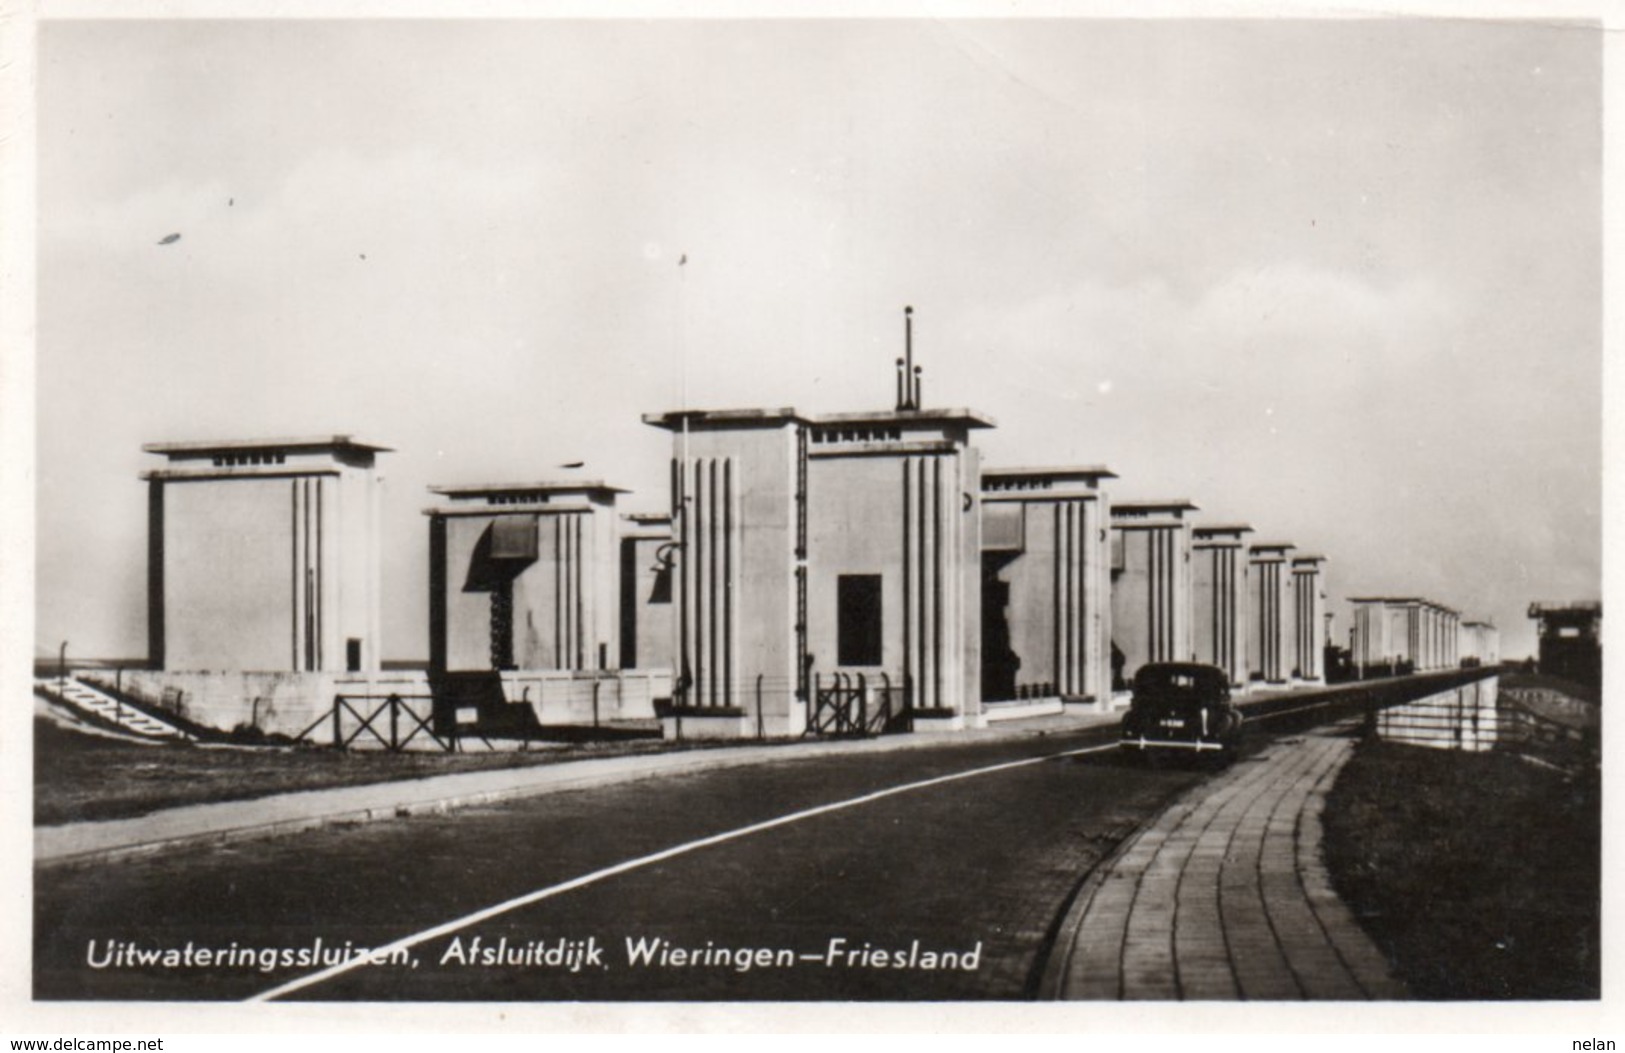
[36,674,1489,1003]
[36,719,1222,1002]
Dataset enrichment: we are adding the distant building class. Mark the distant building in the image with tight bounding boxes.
[142,436,388,673]
[1348,596,1461,675]
[1528,601,1602,688]
[1458,620,1500,668]
[1192,524,1253,687]
[1110,499,1199,689]
[981,466,1115,709]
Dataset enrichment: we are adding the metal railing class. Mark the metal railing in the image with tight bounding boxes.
[294,692,456,753]
[806,671,910,737]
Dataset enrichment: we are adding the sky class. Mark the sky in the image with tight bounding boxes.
[32,15,1603,662]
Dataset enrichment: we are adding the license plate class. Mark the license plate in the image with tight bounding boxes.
[1159,718,1186,729]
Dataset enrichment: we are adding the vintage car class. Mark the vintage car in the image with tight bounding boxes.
[1119,662,1244,757]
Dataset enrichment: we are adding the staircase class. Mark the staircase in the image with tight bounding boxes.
[35,677,195,742]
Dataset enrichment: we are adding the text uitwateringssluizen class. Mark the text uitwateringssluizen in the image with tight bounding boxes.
[84,935,983,974]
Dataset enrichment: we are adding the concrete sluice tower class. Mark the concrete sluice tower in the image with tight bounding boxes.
[143,435,388,676]
[1247,541,1296,685]
[642,308,991,739]
[980,466,1116,711]
[1109,499,1200,691]
[1192,524,1253,688]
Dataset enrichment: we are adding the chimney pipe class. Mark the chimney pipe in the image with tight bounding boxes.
[903,306,915,410]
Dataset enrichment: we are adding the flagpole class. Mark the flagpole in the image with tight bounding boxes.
[675,251,689,736]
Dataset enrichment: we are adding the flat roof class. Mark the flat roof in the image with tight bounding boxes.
[144,435,393,455]
[1349,597,1459,613]
[982,465,1117,481]
[1194,522,1254,535]
[428,480,628,497]
[642,408,806,430]
[422,502,600,517]
[642,406,998,431]
[1528,600,1602,614]
[1248,540,1296,552]
[1291,553,1328,563]
[623,512,672,524]
[811,407,996,429]
[1111,499,1199,514]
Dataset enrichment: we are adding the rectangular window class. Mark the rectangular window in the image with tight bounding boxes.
[346,638,362,672]
[837,574,883,667]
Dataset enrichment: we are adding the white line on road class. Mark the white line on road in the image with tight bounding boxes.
[249,739,1120,1002]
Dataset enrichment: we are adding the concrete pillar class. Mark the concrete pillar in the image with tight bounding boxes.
[1247,542,1295,684]
[1193,524,1253,687]
[1290,555,1328,684]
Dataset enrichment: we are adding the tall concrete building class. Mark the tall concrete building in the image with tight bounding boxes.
[424,480,626,673]
[1290,554,1329,683]
[143,436,388,673]
[642,310,991,737]
[981,466,1115,709]
[1110,499,1199,689]
[1192,524,1253,687]
[1247,542,1295,684]
[643,403,991,737]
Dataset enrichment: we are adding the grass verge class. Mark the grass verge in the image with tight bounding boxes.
[34,717,726,826]
[1321,736,1599,999]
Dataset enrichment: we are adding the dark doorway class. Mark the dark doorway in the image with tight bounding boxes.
[981,553,1020,701]
[837,574,883,667]
[346,638,362,673]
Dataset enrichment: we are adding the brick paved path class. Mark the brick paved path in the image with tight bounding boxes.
[1044,728,1407,1000]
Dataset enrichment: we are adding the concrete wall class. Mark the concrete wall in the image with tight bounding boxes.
[806,446,981,717]
[96,667,669,742]
[334,464,383,673]
[98,669,428,741]
[162,477,295,672]
[440,514,495,671]
[153,458,382,674]
[985,493,1110,705]
[500,669,669,724]
[1291,561,1328,682]
[809,438,981,718]
[1247,549,1293,683]
[435,506,621,673]
[1193,542,1248,686]
[670,422,802,734]
[1112,522,1194,685]
[621,534,675,671]
[1351,602,1392,668]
